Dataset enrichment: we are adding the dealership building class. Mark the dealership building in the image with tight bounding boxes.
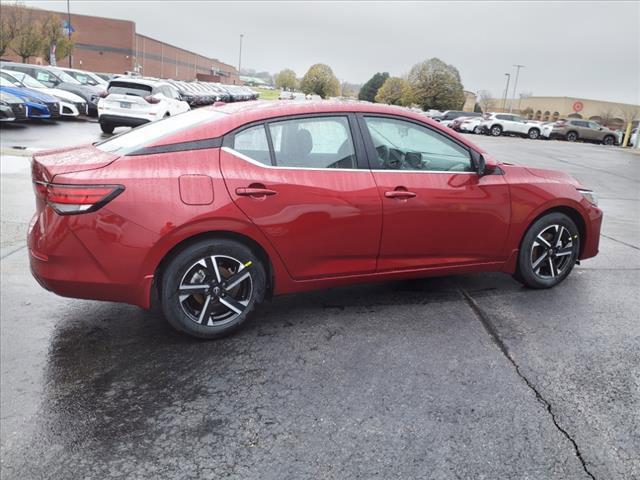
[2,5,240,84]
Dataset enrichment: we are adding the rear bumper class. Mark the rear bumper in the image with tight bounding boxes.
[99,114,150,128]
[28,209,155,309]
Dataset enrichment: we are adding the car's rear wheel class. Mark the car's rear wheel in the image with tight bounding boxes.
[515,213,580,289]
[528,128,540,139]
[490,125,502,136]
[602,135,615,146]
[160,238,267,339]
[566,131,578,142]
[100,123,114,134]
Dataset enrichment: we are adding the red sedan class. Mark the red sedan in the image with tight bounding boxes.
[29,102,602,338]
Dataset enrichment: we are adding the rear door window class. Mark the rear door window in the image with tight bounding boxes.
[232,125,271,166]
[267,116,356,169]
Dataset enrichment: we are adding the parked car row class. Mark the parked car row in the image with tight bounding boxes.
[0,62,259,125]
[432,110,621,146]
[166,80,258,105]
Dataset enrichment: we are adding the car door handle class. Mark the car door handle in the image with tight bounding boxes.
[385,190,417,199]
[236,187,277,197]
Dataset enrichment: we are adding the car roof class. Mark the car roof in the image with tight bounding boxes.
[150,100,488,157]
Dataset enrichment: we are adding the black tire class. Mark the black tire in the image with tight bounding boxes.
[100,123,114,134]
[514,212,580,289]
[602,135,615,146]
[528,128,540,140]
[160,238,267,339]
[565,131,578,142]
[473,126,479,134]
[490,125,503,136]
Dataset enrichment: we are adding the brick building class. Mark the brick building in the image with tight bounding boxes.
[1,5,240,84]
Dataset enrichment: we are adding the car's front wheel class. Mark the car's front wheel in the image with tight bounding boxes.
[602,135,615,146]
[515,213,580,289]
[160,238,267,339]
[528,128,540,139]
[490,125,503,136]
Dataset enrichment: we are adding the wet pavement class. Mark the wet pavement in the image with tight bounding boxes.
[1,120,639,479]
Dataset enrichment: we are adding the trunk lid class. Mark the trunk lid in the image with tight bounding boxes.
[32,144,119,182]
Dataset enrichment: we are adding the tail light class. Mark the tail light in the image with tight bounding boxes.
[144,95,161,104]
[34,182,124,215]
[99,90,109,98]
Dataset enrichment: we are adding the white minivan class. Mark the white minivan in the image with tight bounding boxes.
[97,78,190,134]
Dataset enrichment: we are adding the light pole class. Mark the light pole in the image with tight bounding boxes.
[502,73,511,111]
[238,34,244,82]
[66,0,72,67]
[509,64,525,113]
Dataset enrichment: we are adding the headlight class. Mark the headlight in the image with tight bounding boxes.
[577,189,598,206]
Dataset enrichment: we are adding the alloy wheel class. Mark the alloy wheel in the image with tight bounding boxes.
[178,255,253,327]
[530,225,576,279]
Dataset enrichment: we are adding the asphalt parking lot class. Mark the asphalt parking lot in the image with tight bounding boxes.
[1,120,639,479]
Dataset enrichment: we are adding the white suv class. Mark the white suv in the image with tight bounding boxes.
[98,78,190,134]
[479,113,544,139]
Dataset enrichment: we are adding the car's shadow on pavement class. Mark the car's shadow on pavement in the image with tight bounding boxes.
[10,271,607,479]
[34,274,524,438]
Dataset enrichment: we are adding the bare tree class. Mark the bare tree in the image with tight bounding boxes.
[620,105,640,124]
[40,13,74,64]
[8,4,44,62]
[477,90,496,113]
[1,1,25,57]
[597,108,617,127]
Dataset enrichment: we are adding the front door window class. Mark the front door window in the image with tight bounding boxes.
[363,116,472,172]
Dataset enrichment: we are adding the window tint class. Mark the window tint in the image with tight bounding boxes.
[233,125,271,165]
[268,116,356,169]
[496,114,509,120]
[364,116,471,172]
[588,122,601,129]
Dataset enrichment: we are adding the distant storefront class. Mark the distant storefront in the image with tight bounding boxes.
[517,96,640,128]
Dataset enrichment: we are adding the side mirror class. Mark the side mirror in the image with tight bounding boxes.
[470,150,486,175]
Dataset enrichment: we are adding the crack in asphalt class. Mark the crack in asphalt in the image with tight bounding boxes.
[0,243,27,260]
[600,234,640,251]
[458,286,598,480]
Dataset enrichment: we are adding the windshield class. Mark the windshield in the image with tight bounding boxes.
[95,108,227,155]
[47,67,80,84]
[2,70,46,89]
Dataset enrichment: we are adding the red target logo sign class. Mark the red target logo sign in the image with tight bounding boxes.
[572,101,584,113]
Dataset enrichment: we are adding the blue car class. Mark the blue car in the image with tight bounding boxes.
[0,78,60,119]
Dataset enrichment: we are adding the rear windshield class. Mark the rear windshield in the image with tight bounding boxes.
[94,108,227,155]
[108,81,153,97]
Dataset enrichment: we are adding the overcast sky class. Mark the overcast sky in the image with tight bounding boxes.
[22,0,640,104]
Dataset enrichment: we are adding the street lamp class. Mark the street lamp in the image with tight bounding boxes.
[66,0,72,67]
[238,34,244,82]
[502,73,511,111]
[509,64,525,113]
